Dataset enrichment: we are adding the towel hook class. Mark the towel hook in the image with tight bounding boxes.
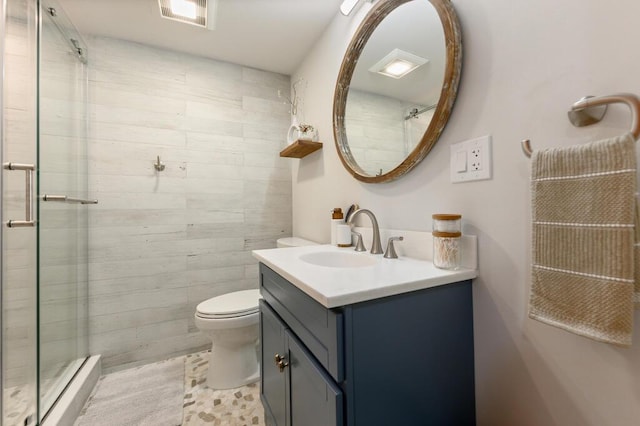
[521,93,640,158]
[154,155,165,171]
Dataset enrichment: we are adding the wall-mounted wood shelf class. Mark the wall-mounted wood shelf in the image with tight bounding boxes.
[280,140,323,158]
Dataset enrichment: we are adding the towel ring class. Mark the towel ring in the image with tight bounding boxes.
[521,92,640,158]
[521,139,533,157]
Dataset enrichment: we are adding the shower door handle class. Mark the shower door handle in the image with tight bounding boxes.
[3,162,35,228]
[42,194,98,204]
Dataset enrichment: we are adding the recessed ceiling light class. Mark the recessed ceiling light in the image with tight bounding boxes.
[368,48,429,79]
[170,0,196,19]
[158,0,216,29]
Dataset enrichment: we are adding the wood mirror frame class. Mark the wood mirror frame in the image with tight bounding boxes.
[333,0,462,183]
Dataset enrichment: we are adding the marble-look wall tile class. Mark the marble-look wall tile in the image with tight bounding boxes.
[0,19,37,390]
[88,36,292,371]
[346,89,429,175]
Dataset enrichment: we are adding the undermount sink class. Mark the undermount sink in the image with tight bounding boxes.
[299,250,378,268]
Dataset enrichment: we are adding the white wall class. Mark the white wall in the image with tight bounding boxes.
[292,1,640,425]
[87,37,292,371]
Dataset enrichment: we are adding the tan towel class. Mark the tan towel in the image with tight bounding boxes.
[635,200,640,309]
[529,133,637,346]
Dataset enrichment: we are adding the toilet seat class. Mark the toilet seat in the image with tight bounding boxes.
[196,289,260,319]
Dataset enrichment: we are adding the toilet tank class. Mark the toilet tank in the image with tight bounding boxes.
[276,237,318,248]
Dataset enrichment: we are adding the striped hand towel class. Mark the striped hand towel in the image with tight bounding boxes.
[529,133,637,346]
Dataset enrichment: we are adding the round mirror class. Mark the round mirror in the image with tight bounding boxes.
[333,0,462,183]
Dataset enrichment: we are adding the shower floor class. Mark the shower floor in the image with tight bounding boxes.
[4,360,82,426]
[75,350,264,425]
[4,383,32,425]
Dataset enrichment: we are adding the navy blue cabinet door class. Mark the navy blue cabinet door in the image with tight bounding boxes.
[260,300,288,426]
[286,330,344,426]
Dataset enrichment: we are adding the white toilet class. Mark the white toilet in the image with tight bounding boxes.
[194,289,262,389]
[194,237,317,389]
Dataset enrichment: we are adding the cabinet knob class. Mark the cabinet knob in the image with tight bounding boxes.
[277,359,289,372]
[274,353,289,372]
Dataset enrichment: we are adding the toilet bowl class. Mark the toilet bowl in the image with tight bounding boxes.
[194,289,261,389]
[194,238,317,389]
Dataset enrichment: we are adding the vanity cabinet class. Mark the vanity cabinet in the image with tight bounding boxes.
[260,300,343,426]
[259,263,476,426]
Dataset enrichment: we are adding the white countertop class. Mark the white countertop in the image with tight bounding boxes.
[252,244,478,308]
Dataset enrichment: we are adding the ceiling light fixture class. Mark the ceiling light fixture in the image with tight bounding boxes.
[340,0,361,16]
[170,0,196,19]
[369,48,429,79]
[158,0,216,29]
[340,0,376,16]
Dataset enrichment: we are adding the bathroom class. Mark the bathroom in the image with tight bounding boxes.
[2,0,640,425]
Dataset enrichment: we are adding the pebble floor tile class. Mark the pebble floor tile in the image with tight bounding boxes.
[182,351,265,426]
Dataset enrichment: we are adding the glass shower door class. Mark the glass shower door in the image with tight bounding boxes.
[37,0,89,418]
[2,0,88,423]
[2,0,39,425]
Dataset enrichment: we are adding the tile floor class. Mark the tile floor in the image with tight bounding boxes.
[3,384,31,425]
[4,372,67,425]
[183,352,264,425]
[4,350,264,425]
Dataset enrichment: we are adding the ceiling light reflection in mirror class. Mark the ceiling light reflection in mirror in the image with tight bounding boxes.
[369,48,429,79]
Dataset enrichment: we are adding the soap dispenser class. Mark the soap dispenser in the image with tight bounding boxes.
[330,208,343,245]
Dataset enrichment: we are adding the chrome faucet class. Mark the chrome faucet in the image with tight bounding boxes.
[346,208,383,254]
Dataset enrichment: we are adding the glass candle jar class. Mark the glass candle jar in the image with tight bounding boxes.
[432,214,462,270]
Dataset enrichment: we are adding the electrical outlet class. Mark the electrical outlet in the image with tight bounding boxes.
[470,147,482,171]
[450,135,492,183]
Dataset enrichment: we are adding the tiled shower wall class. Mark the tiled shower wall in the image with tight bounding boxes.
[38,12,90,401]
[87,37,292,371]
[346,89,431,174]
[3,15,38,391]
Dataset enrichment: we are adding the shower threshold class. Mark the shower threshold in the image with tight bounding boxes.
[41,355,101,426]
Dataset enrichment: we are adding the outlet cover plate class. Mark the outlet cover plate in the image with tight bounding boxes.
[450,135,492,183]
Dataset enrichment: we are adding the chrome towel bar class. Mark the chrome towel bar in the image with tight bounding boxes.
[521,93,640,158]
[42,194,98,204]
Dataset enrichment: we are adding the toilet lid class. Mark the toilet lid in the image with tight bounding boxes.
[196,289,261,318]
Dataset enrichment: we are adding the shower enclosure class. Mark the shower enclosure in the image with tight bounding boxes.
[2,0,90,424]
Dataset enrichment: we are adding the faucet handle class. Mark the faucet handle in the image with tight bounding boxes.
[383,236,404,259]
[351,231,366,252]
